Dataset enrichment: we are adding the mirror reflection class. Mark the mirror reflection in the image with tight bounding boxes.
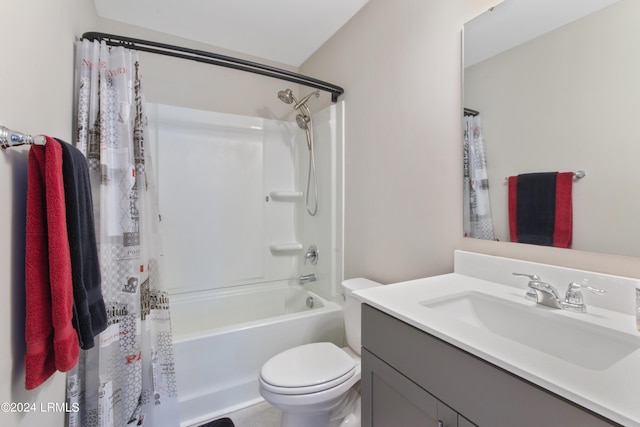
[463,0,640,257]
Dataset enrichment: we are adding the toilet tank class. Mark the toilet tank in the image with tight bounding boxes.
[341,278,382,355]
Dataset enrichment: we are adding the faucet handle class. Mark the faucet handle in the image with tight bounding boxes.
[304,244,319,265]
[513,273,542,302]
[567,282,606,293]
[565,282,605,302]
[512,273,541,281]
[563,282,605,312]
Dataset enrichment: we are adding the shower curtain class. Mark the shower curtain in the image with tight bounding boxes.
[66,40,179,427]
[463,115,495,240]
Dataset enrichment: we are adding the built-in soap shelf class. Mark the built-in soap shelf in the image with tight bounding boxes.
[269,243,303,255]
[268,190,303,202]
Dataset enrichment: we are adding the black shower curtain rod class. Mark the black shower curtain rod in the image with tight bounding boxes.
[82,32,345,102]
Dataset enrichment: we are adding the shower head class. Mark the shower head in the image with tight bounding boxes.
[277,88,319,110]
[279,88,315,150]
[296,113,310,130]
[297,115,313,150]
[277,89,295,104]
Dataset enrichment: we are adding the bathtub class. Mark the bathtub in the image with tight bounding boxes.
[170,281,344,427]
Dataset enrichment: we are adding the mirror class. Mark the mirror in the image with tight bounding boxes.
[463,0,640,257]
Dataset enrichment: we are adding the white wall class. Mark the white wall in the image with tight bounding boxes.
[146,104,344,297]
[299,102,345,299]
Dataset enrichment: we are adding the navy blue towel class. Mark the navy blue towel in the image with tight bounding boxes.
[58,139,107,350]
[515,172,557,246]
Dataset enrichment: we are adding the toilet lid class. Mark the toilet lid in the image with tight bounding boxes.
[260,342,355,393]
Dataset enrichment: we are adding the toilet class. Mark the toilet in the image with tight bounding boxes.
[259,278,382,427]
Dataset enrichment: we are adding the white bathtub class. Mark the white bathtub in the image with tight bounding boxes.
[171,282,344,427]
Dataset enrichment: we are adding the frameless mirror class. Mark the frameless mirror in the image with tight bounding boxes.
[462,0,640,257]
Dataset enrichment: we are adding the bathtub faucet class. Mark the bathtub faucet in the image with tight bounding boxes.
[299,273,317,285]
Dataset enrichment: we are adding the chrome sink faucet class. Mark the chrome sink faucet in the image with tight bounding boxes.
[513,273,564,309]
[513,273,605,313]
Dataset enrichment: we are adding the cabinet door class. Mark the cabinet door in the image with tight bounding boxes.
[362,348,451,427]
[458,415,477,427]
[437,401,458,427]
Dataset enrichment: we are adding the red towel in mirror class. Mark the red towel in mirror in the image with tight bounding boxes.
[553,172,573,248]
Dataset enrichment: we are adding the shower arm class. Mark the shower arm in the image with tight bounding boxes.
[294,91,320,110]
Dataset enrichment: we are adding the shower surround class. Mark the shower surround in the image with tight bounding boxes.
[146,102,345,425]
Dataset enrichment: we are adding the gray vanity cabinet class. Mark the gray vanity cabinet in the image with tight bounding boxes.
[362,347,471,426]
[361,304,619,427]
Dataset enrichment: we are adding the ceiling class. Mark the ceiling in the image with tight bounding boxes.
[94,0,370,67]
[464,0,620,67]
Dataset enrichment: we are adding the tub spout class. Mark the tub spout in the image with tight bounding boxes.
[299,273,317,285]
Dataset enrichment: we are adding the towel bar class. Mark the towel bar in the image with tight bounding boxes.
[0,125,47,149]
[505,170,586,181]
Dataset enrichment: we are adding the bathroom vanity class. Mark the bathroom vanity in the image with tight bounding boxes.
[362,305,616,426]
[355,251,640,427]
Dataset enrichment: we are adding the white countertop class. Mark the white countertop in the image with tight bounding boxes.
[355,273,640,427]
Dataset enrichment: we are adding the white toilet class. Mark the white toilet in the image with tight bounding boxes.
[259,278,381,427]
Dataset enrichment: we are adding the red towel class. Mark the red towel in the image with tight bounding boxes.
[508,176,518,244]
[25,136,79,390]
[553,172,573,248]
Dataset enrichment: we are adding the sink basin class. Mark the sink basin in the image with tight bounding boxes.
[422,291,640,370]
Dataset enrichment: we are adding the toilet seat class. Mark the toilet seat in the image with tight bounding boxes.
[260,342,356,395]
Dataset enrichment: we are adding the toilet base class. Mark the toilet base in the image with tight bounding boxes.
[274,387,360,427]
[331,386,361,427]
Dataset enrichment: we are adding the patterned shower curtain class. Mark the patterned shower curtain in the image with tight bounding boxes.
[66,40,180,427]
[463,115,495,240]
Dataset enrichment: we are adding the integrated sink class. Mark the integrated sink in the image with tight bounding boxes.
[422,291,640,371]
